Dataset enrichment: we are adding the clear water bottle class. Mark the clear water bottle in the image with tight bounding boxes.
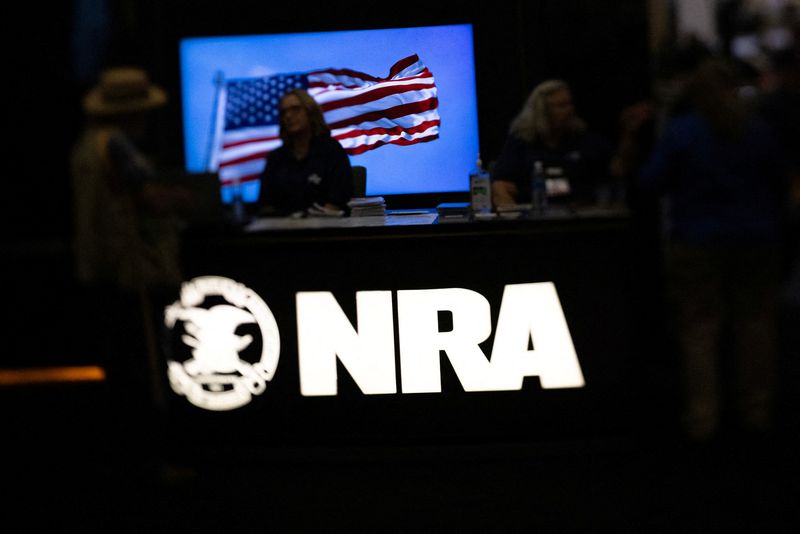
[530,160,547,215]
[231,177,246,224]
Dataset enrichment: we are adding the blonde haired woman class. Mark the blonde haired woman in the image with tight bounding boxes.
[491,80,611,208]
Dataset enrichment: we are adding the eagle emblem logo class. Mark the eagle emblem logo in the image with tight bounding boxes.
[164,276,280,411]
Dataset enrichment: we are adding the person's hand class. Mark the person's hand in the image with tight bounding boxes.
[140,183,195,215]
[610,100,656,179]
[492,181,519,208]
[307,203,344,217]
[619,100,655,136]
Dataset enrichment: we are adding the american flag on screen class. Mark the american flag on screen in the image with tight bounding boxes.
[209,54,440,187]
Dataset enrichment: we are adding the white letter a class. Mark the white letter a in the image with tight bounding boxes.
[490,283,585,390]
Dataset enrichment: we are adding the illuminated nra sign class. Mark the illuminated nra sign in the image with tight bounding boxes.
[165,277,584,411]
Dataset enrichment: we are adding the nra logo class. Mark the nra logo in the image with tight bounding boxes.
[165,277,584,411]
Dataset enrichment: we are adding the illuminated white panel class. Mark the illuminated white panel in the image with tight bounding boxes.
[297,291,396,396]
[397,288,495,393]
[490,282,585,389]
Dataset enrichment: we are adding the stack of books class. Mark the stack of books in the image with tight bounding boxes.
[348,196,386,217]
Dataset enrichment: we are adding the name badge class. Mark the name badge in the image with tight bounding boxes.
[546,178,571,196]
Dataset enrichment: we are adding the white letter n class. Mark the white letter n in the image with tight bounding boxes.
[296,291,396,396]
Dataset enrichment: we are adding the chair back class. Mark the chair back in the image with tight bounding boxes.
[352,165,367,197]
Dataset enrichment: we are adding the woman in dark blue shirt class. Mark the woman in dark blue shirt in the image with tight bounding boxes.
[259,89,352,215]
[491,80,612,207]
[640,59,788,443]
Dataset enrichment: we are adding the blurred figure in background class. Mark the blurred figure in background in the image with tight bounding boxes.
[72,66,185,291]
[491,80,613,208]
[640,58,790,443]
[71,66,190,427]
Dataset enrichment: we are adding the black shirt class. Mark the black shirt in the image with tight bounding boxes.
[259,134,353,214]
[491,131,612,205]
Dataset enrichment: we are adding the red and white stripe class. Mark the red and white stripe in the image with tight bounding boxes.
[312,55,440,155]
[216,55,439,187]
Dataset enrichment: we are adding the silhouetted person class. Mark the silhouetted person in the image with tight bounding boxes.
[491,80,612,208]
[640,59,788,442]
[71,66,189,434]
[258,88,352,216]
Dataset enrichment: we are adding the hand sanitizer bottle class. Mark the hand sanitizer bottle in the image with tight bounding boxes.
[231,176,246,224]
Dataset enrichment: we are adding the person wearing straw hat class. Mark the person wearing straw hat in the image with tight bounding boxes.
[81,66,168,117]
[72,66,185,290]
[71,67,187,433]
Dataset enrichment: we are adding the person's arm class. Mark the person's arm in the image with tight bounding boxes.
[610,101,655,180]
[107,130,190,215]
[639,118,680,194]
[322,138,353,210]
[106,130,154,192]
[492,180,519,207]
[258,152,279,214]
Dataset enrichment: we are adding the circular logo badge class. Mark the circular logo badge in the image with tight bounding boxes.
[164,276,280,411]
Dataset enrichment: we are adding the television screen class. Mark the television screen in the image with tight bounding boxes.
[180,24,480,203]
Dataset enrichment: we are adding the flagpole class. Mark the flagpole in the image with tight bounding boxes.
[205,70,225,172]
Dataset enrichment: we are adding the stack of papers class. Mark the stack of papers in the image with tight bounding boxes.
[348,196,386,217]
[436,202,471,223]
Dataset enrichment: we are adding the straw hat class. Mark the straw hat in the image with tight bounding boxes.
[83,67,167,116]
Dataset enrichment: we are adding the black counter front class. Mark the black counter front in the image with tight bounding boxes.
[156,209,661,457]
